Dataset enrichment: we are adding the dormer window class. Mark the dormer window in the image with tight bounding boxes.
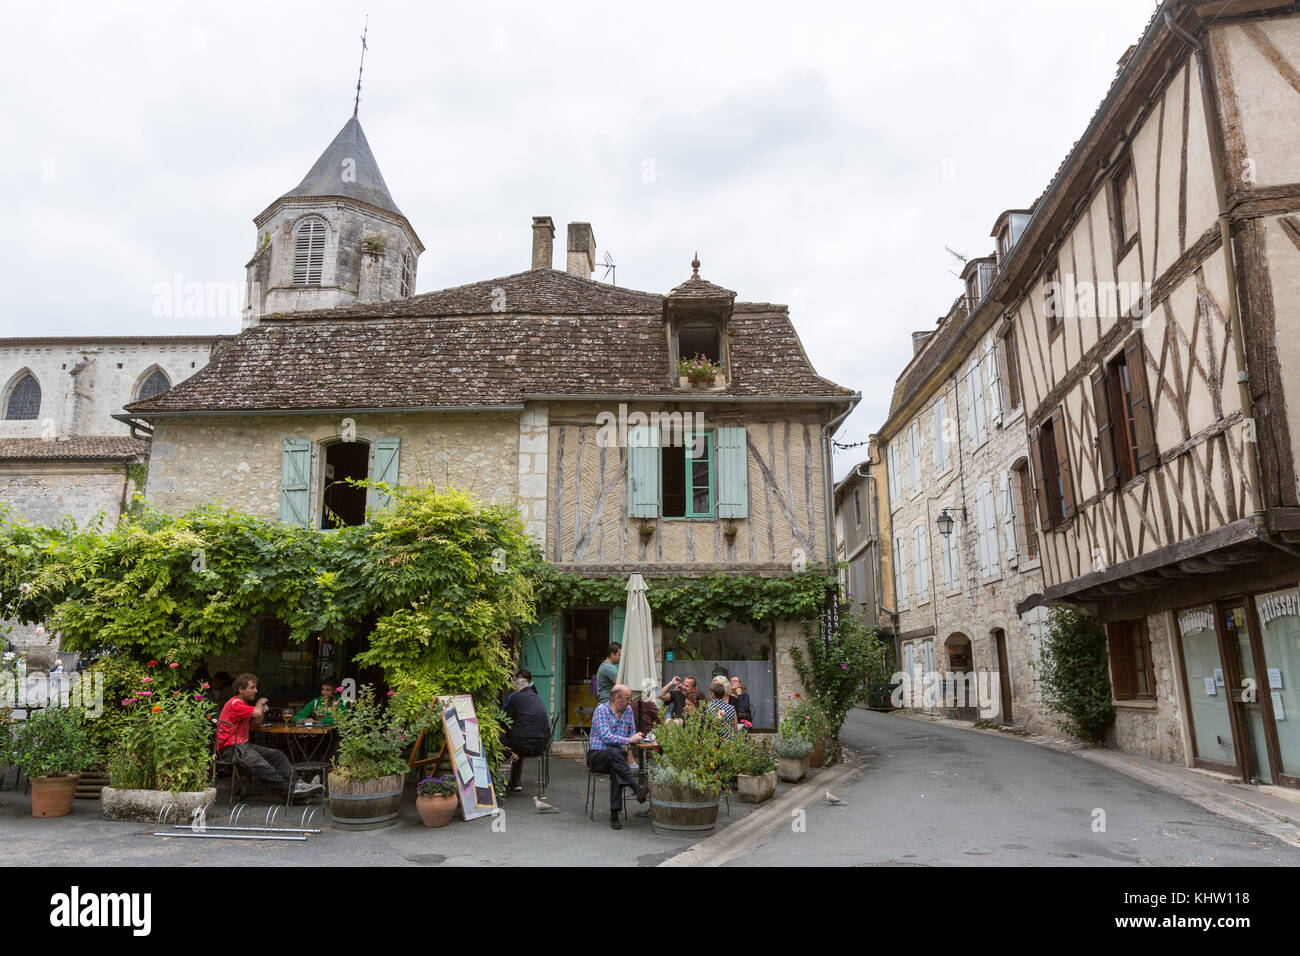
[679,320,720,364]
[292,217,327,286]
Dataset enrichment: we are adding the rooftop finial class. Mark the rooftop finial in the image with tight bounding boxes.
[691,252,700,278]
[353,16,369,118]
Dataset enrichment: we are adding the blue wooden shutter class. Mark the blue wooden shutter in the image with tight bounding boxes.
[715,425,748,518]
[521,613,563,741]
[627,425,659,517]
[369,437,400,513]
[279,437,311,526]
[611,605,626,645]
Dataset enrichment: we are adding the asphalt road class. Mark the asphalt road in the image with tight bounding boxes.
[724,709,1300,866]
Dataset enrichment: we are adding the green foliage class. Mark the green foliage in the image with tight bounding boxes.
[771,734,813,760]
[530,560,829,635]
[734,734,777,775]
[1037,606,1115,744]
[651,709,746,794]
[82,653,150,761]
[2,705,99,778]
[790,610,887,742]
[778,697,829,743]
[330,685,410,782]
[110,664,215,792]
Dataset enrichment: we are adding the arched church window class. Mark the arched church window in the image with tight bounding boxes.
[136,367,172,402]
[400,251,413,297]
[293,217,327,286]
[4,372,41,420]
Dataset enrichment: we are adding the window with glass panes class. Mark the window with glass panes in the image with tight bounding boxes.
[661,432,713,518]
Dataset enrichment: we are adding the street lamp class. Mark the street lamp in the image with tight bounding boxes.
[937,507,965,537]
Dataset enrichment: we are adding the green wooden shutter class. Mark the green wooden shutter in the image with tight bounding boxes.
[279,437,311,527]
[628,425,659,517]
[369,437,401,513]
[611,605,626,645]
[520,613,563,741]
[715,426,748,518]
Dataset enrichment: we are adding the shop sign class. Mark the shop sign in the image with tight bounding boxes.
[1257,588,1300,627]
[1178,609,1214,634]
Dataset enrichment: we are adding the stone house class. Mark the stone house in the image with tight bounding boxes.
[0,334,226,659]
[873,223,1052,732]
[1003,0,1300,786]
[833,453,889,636]
[124,118,858,736]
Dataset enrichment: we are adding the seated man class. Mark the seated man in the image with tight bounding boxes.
[217,674,322,802]
[293,677,347,725]
[586,684,648,830]
[502,669,550,792]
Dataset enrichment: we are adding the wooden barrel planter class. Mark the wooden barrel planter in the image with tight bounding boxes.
[648,779,721,836]
[327,773,405,830]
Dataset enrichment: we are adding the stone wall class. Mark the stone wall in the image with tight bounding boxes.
[145,411,520,520]
[1111,611,1187,764]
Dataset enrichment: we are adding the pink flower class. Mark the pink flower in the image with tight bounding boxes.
[194,694,203,701]
[140,691,153,697]
[121,698,134,706]
[141,676,153,683]
[200,682,210,689]
[387,691,395,697]
[168,662,179,669]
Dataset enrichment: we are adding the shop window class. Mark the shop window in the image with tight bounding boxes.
[321,439,370,528]
[661,432,713,519]
[1107,619,1154,700]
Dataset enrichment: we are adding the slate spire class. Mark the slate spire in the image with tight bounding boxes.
[277,116,404,218]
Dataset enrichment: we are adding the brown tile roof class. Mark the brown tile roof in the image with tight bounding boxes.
[0,437,149,461]
[125,270,852,415]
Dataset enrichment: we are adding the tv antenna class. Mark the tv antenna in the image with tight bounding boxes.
[600,250,617,286]
[944,245,967,280]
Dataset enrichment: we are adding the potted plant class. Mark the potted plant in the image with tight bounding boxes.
[100,667,217,822]
[647,710,741,835]
[780,695,830,767]
[735,735,777,803]
[328,685,410,830]
[415,773,459,827]
[3,704,98,817]
[677,353,722,387]
[773,734,813,782]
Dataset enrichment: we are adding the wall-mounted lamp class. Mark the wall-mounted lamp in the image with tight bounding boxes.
[936,506,966,538]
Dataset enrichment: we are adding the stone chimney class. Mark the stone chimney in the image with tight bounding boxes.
[531,216,555,270]
[566,222,596,280]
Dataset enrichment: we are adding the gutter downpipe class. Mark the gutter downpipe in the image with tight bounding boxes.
[1166,7,1294,558]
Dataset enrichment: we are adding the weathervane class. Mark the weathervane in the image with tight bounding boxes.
[353,16,369,118]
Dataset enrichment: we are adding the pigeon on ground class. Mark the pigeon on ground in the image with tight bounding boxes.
[534,796,558,813]
[825,790,848,806]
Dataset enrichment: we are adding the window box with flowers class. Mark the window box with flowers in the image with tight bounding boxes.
[677,354,724,389]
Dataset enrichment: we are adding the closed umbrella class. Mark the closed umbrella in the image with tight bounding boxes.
[617,573,658,702]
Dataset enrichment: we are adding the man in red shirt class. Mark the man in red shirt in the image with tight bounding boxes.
[217,674,322,801]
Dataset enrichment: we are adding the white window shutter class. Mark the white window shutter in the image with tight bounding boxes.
[1001,470,1019,566]
[986,342,1003,424]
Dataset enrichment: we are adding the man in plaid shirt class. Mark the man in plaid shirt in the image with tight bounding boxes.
[587,683,649,829]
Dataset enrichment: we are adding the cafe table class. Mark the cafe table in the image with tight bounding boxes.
[256,721,335,769]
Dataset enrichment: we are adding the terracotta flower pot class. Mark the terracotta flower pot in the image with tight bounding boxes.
[416,793,458,828]
[809,736,827,768]
[31,773,80,818]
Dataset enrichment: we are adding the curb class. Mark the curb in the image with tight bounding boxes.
[658,760,864,867]
[895,710,1300,848]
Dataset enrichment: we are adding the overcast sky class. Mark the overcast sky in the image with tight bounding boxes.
[0,0,1159,476]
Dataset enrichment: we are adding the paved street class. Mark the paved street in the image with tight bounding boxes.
[724,710,1300,866]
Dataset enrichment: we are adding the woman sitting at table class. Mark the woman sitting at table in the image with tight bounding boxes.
[293,678,348,725]
[728,675,753,726]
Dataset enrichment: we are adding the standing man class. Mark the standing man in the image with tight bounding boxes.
[587,684,648,829]
[217,674,321,801]
[595,643,621,704]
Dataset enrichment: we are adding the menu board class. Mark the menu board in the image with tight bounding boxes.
[440,694,498,822]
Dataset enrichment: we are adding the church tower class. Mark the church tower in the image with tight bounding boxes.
[243,116,423,326]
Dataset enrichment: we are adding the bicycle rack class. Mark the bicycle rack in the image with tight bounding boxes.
[151,799,323,841]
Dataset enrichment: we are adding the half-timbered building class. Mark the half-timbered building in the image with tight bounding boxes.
[1006,0,1300,785]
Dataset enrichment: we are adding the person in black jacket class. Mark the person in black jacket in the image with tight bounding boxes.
[503,670,551,792]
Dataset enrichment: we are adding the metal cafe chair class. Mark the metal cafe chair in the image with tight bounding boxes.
[536,713,560,798]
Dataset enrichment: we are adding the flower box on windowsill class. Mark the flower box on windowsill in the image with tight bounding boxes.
[679,374,725,390]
